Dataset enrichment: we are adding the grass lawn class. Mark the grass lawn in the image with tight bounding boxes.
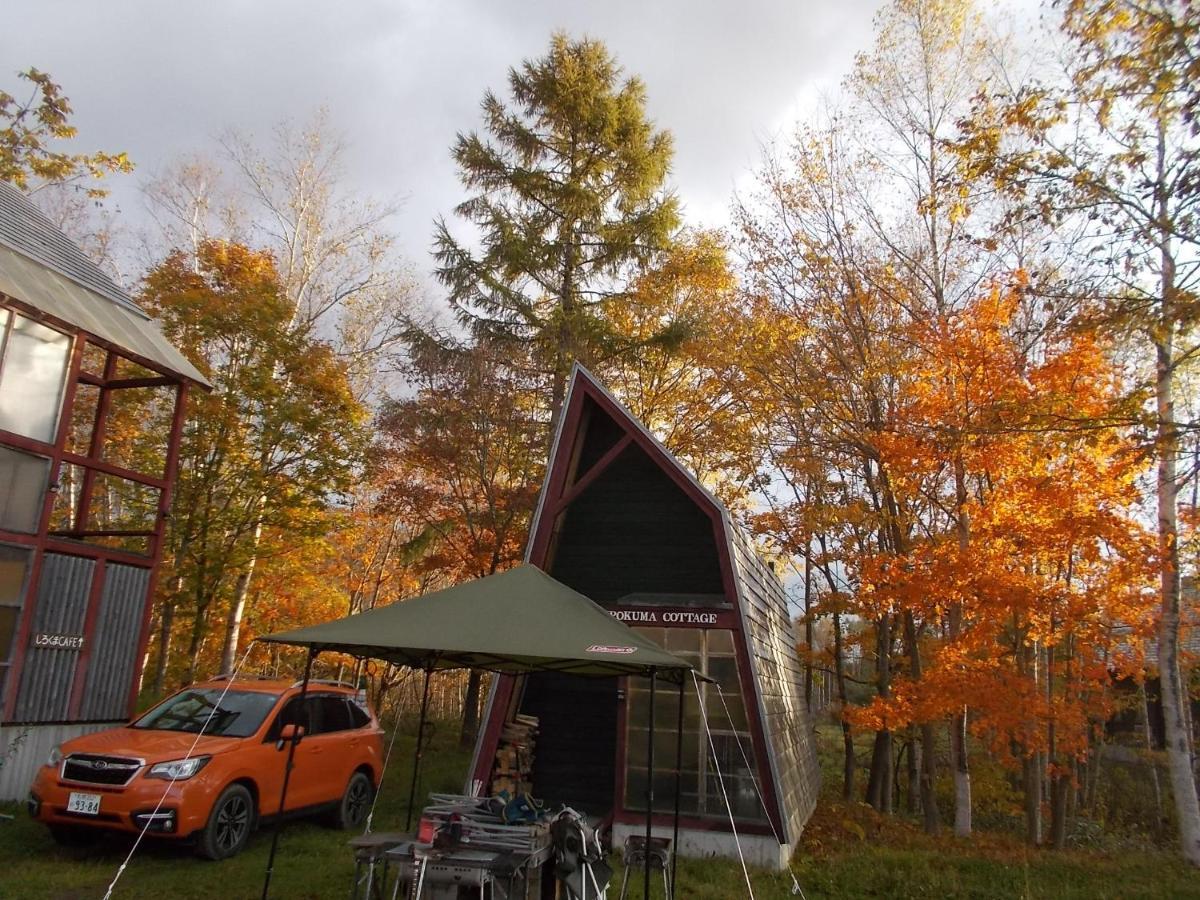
[2,721,1198,899]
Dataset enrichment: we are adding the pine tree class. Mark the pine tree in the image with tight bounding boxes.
[434,33,681,426]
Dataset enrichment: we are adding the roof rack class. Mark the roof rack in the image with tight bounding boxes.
[209,674,281,682]
[291,678,359,690]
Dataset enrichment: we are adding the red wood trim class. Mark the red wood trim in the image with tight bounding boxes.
[43,538,151,568]
[471,674,518,787]
[0,530,152,568]
[50,529,156,538]
[59,452,168,490]
[127,382,189,714]
[527,395,587,568]
[2,334,85,719]
[105,376,176,390]
[77,371,105,387]
[0,428,54,457]
[67,559,108,718]
[76,351,117,533]
[550,433,632,517]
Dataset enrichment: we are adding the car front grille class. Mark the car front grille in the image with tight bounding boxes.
[62,754,143,786]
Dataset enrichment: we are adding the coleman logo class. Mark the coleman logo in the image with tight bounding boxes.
[587,644,637,654]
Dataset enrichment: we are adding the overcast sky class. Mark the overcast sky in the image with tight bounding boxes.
[5,0,885,287]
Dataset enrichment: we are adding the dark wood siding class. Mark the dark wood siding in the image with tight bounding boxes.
[518,672,619,812]
[552,445,724,604]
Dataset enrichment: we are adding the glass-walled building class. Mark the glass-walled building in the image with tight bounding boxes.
[0,182,208,800]
[470,365,819,869]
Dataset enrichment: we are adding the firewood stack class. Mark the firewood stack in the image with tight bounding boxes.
[491,713,538,796]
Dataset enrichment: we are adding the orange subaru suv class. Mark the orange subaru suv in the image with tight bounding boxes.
[28,678,385,859]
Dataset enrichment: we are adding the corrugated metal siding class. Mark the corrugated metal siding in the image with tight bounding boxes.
[0,721,117,801]
[80,563,149,720]
[729,523,821,846]
[14,554,94,722]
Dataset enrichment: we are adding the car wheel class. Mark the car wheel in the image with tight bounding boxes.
[197,783,255,860]
[48,824,101,848]
[331,771,374,830]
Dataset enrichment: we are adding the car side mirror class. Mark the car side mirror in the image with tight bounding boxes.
[276,723,304,751]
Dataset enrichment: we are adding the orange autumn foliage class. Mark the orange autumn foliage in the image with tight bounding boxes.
[845,283,1154,769]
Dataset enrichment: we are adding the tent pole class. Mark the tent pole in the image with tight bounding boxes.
[644,667,656,900]
[672,676,684,896]
[406,665,433,831]
[262,645,315,900]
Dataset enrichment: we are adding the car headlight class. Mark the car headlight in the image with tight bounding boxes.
[46,746,62,767]
[146,756,211,781]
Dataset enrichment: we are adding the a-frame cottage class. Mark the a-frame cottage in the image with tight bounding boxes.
[469,365,819,869]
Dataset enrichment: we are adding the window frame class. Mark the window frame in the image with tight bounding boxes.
[621,626,764,824]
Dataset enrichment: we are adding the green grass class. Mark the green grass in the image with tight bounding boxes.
[0,723,467,900]
[2,720,1199,899]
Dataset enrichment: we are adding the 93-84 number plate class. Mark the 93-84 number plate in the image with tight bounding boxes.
[66,792,101,815]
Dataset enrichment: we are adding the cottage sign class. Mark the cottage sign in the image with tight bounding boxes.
[608,609,719,626]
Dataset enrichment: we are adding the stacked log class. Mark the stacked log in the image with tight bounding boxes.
[491,713,538,796]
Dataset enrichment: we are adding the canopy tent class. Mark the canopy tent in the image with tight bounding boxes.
[258,564,694,900]
[260,564,692,681]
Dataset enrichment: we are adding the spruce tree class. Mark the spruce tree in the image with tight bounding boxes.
[434,33,681,425]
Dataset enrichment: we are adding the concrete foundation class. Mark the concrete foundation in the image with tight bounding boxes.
[610,820,791,871]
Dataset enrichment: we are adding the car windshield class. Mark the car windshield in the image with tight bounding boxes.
[132,689,280,737]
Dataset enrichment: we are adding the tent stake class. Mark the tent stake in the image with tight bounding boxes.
[406,666,433,831]
[262,645,315,900]
[644,667,656,899]
[672,676,684,896]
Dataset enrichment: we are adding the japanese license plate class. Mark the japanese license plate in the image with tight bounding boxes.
[66,792,101,815]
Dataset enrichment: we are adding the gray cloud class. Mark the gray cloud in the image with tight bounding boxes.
[5,0,882,279]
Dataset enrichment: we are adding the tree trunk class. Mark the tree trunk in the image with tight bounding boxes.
[219,511,264,675]
[804,545,814,714]
[151,598,175,696]
[833,608,854,801]
[866,729,894,813]
[1050,773,1069,850]
[1023,753,1042,846]
[906,730,920,815]
[903,609,940,833]
[1155,327,1200,865]
[220,562,256,675]
[866,614,894,813]
[460,670,483,748]
[951,452,972,837]
[950,713,971,836]
[185,596,209,684]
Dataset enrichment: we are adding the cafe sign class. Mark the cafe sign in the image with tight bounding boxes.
[33,632,85,651]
